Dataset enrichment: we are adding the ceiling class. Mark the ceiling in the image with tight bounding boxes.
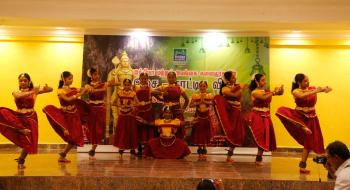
[1,0,350,39]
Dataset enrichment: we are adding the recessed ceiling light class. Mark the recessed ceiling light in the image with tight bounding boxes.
[0,28,7,35]
[286,32,304,39]
[203,31,227,50]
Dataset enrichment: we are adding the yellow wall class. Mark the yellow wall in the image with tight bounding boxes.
[270,40,350,148]
[1,37,349,148]
[0,36,83,144]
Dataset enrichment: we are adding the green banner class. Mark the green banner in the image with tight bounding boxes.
[83,35,270,96]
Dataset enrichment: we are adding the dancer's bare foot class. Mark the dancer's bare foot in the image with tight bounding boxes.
[299,168,311,174]
[255,161,263,166]
[226,158,235,163]
[58,157,71,163]
[88,150,96,160]
[130,150,136,159]
[118,152,123,160]
[17,164,26,169]
[58,152,71,163]
[16,158,26,169]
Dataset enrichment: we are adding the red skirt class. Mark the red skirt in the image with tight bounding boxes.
[75,99,91,125]
[190,111,213,145]
[171,106,185,139]
[276,107,325,154]
[0,108,38,154]
[247,111,277,151]
[214,96,246,146]
[43,105,84,146]
[113,114,138,150]
[137,107,155,143]
[144,137,191,159]
[85,104,106,145]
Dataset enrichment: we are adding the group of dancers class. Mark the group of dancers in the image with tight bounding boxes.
[0,69,332,175]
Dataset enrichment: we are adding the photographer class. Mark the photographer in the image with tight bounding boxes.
[324,141,350,190]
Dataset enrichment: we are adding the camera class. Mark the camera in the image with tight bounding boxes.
[313,156,327,164]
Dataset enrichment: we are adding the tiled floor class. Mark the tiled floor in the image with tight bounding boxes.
[0,152,334,190]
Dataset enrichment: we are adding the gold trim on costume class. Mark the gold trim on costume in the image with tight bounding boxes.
[246,122,269,151]
[275,112,308,129]
[25,136,31,144]
[0,116,35,144]
[159,136,176,147]
[295,106,315,113]
[0,121,32,145]
[119,107,134,115]
[16,108,34,114]
[227,100,241,109]
[88,100,104,105]
[164,102,180,107]
[213,98,242,147]
[42,109,68,132]
[138,101,152,106]
[16,111,36,118]
[227,100,241,106]
[61,105,76,113]
[252,107,270,112]
[196,115,209,119]
[0,122,22,130]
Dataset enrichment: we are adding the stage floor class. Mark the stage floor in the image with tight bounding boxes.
[0,151,334,190]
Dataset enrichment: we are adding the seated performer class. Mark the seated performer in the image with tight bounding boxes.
[137,106,191,159]
[155,71,189,139]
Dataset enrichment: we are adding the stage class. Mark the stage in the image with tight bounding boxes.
[0,147,334,190]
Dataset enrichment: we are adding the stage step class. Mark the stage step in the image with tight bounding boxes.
[77,145,272,155]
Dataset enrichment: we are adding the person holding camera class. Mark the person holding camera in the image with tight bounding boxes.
[197,178,225,190]
[324,141,350,190]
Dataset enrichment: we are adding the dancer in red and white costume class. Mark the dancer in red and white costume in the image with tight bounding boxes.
[43,71,86,163]
[276,73,331,174]
[0,73,52,169]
